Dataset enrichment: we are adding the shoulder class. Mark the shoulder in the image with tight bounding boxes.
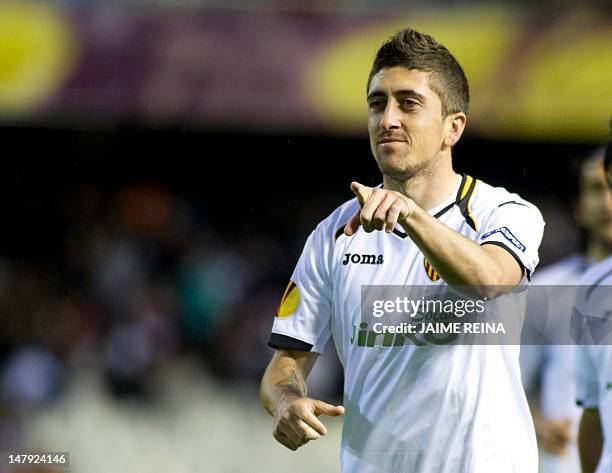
[532,254,586,284]
[580,255,612,287]
[312,196,360,244]
[470,178,545,241]
[470,178,543,220]
[576,255,612,314]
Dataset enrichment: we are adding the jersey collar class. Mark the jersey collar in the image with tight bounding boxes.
[391,174,464,239]
[428,174,463,218]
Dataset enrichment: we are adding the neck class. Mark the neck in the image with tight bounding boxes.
[382,153,459,211]
[586,238,612,263]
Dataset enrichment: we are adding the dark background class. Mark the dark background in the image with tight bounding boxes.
[1,127,589,263]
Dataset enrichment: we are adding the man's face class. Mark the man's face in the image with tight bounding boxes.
[367,67,450,180]
[578,157,612,245]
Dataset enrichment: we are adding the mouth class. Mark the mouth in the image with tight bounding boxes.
[378,139,406,145]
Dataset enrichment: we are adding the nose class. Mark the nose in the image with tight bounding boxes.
[380,102,401,130]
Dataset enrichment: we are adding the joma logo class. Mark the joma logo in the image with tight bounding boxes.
[342,253,384,266]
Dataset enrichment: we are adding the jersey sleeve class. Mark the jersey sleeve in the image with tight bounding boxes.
[267,223,334,354]
[478,202,545,279]
[576,346,599,408]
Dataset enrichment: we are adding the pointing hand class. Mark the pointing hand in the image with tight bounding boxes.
[344,181,415,236]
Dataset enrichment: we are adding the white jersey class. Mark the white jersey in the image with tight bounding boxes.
[520,255,587,473]
[576,255,612,473]
[269,174,545,473]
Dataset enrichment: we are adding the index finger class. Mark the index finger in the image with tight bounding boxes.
[301,410,329,436]
[351,181,372,207]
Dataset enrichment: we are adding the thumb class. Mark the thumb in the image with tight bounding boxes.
[313,400,345,417]
[351,181,372,207]
[344,209,361,236]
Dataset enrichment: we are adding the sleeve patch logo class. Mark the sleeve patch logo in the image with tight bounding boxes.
[481,227,526,252]
[277,280,300,318]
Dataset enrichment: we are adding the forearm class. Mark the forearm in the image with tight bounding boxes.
[402,206,513,295]
[579,408,603,473]
[260,350,309,416]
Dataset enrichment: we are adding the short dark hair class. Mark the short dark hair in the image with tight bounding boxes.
[368,28,470,117]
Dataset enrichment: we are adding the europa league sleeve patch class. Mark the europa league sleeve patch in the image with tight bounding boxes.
[277,280,301,318]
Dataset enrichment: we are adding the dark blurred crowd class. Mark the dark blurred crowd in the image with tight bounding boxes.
[0,181,347,451]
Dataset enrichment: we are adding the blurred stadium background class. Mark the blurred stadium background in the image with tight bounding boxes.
[0,0,610,472]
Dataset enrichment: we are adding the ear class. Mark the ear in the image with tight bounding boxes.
[443,113,467,148]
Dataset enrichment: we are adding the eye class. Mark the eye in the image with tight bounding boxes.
[368,99,385,111]
[401,99,418,108]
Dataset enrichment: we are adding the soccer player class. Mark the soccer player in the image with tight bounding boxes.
[576,139,612,473]
[520,147,612,473]
[260,28,545,472]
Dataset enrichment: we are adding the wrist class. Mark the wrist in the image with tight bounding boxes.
[275,391,302,414]
[399,199,420,232]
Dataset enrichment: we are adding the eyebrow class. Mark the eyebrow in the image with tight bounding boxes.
[367,89,426,102]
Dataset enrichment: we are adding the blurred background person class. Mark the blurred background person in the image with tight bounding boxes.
[575,139,612,473]
[521,147,612,473]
